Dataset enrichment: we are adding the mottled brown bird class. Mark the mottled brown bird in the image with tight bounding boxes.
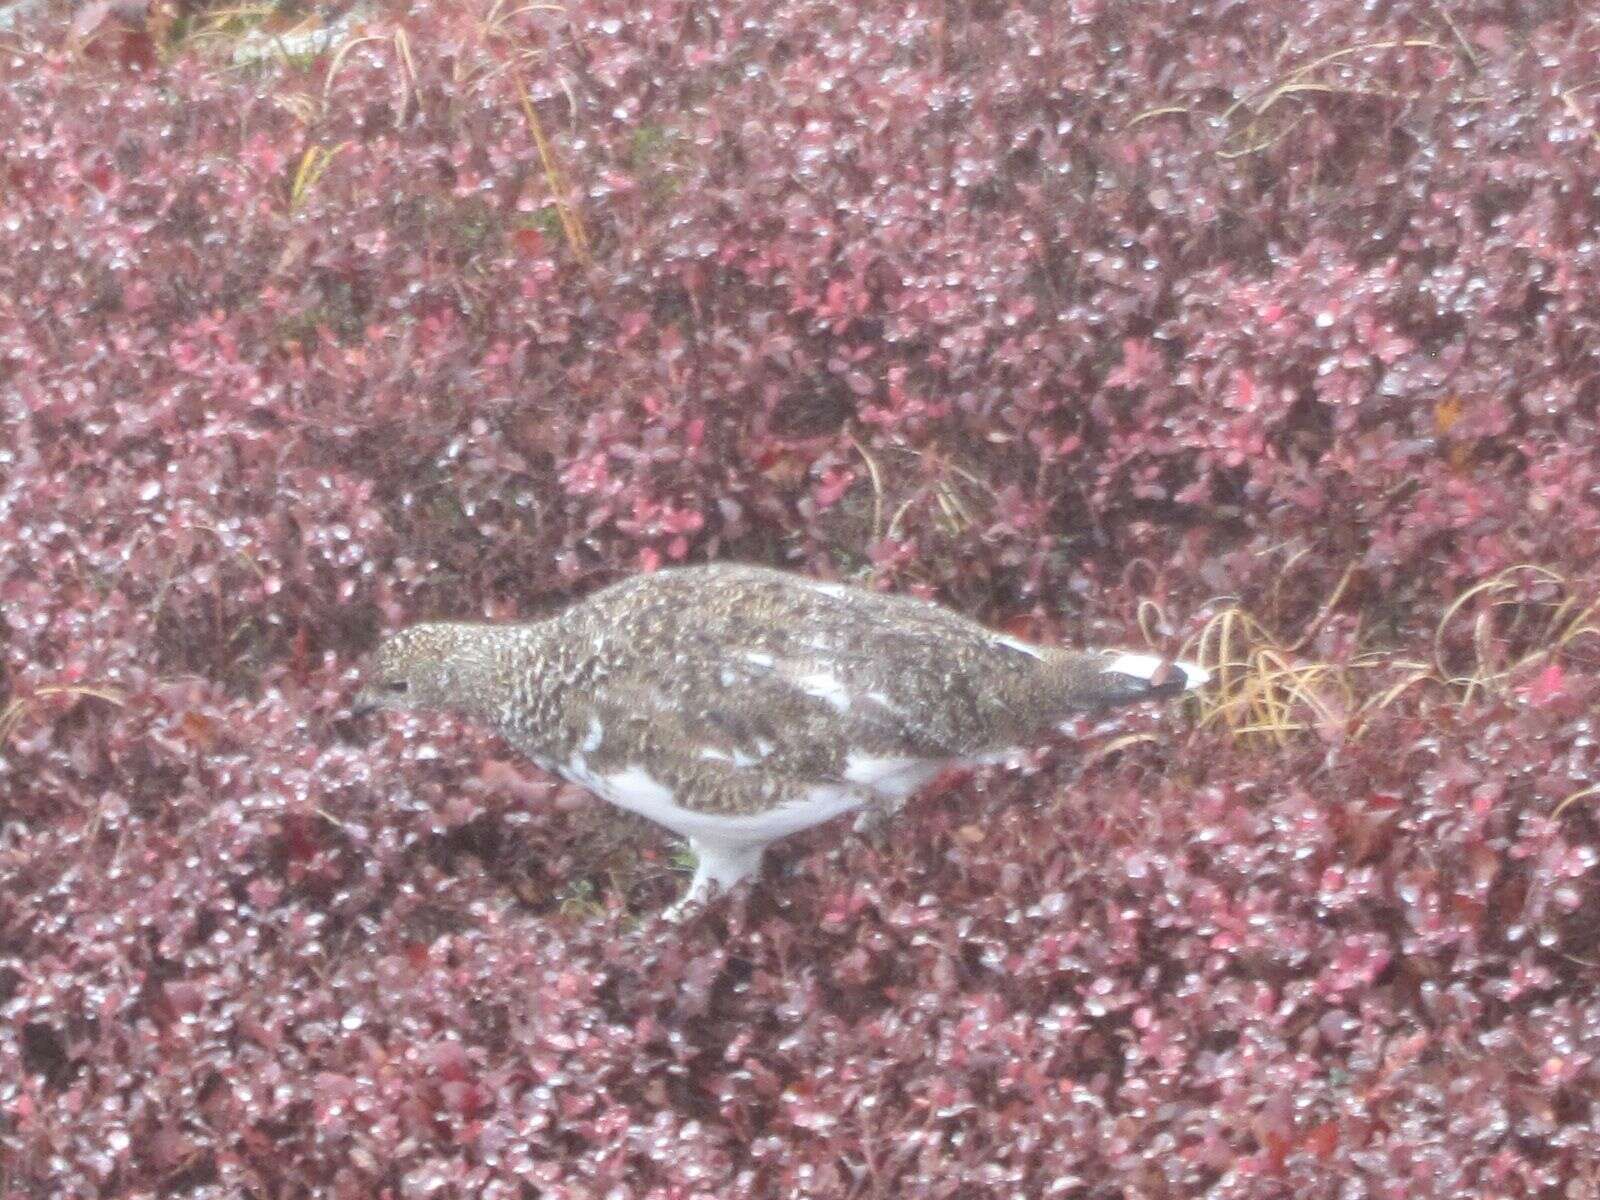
[353,563,1207,917]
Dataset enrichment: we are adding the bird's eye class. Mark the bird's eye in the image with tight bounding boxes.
[385,680,409,694]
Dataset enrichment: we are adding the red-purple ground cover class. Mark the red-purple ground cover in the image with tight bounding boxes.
[3,1,1600,1195]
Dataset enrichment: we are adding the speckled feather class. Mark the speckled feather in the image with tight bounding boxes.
[355,563,1207,912]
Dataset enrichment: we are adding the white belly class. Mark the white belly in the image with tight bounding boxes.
[560,758,869,844]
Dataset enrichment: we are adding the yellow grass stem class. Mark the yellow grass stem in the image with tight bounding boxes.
[513,72,591,265]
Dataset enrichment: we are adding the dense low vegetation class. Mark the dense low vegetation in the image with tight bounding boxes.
[2,1,1598,1195]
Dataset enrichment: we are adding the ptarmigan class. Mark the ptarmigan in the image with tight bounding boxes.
[352,563,1208,918]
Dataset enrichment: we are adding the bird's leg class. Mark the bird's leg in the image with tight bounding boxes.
[662,837,766,921]
[662,857,714,922]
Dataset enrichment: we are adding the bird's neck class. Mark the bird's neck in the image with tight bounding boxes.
[430,620,553,723]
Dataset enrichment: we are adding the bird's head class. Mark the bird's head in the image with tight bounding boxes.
[351,623,495,718]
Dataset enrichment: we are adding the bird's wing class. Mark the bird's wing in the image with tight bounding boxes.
[578,596,1034,805]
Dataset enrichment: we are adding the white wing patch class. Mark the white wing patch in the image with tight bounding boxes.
[800,580,850,599]
[995,633,1045,660]
[597,764,677,810]
[793,668,853,712]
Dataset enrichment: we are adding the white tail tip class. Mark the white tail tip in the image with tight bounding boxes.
[1103,652,1210,689]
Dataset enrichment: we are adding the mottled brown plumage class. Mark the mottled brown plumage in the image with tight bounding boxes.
[354,563,1207,915]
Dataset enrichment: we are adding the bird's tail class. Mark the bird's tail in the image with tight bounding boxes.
[1051,650,1210,713]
